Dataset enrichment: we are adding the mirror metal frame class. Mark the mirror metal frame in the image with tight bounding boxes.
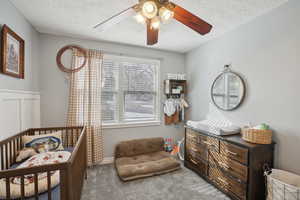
[211,69,246,111]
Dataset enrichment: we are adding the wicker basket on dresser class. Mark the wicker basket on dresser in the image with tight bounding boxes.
[184,126,275,200]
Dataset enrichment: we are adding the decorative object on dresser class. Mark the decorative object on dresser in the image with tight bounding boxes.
[242,124,273,144]
[211,65,246,111]
[1,24,25,79]
[184,126,275,200]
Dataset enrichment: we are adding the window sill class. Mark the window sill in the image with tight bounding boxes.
[102,121,161,129]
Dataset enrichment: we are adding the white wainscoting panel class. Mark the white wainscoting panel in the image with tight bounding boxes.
[0,90,40,140]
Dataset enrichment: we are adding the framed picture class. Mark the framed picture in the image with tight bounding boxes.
[1,25,25,79]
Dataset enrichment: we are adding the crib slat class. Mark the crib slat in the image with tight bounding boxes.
[13,139,16,163]
[34,173,39,200]
[47,171,52,200]
[16,137,19,151]
[5,144,9,169]
[9,141,13,166]
[66,130,69,147]
[91,128,95,163]
[19,136,23,149]
[1,145,4,170]
[76,129,79,143]
[21,175,25,199]
[6,177,11,200]
[71,129,74,146]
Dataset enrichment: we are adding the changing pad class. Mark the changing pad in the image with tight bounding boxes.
[186,120,241,136]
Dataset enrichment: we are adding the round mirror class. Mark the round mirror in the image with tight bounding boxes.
[211,69,245,111]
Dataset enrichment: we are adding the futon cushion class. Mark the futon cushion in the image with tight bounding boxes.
[115,151,181,181]
[115,138,164,158]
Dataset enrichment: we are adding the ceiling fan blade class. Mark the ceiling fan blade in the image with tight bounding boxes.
[94,5,137,32]
[171,3,212,35]
[147,20,159,45]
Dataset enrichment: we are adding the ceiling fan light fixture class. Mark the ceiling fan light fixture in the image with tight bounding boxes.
[134,13,146,24]
[159,7,174,22]
[142,1,158,19]
[151,17,160,29]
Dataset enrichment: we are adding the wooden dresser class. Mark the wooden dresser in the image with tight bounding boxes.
[184,126,275,200]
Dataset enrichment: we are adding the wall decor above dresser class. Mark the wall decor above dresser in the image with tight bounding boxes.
[184,126,275,200]
[211,65,246,111]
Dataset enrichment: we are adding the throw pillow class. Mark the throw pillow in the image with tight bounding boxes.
[22,131,64,153]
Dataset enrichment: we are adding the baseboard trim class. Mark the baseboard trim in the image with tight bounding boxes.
[101,157,114,165]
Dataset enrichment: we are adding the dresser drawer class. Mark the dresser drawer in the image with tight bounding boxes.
[186,142,208,161]
[198,134,219,152]
[186,129,200,144]
[209,150,248,182]
[220,141,248,165]
[186,154,208,176]
[209,166,247,200]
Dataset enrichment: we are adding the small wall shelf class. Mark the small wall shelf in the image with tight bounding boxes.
[164,79,187,98]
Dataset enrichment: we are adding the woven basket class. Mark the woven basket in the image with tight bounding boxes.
[266,169,300,200]
[242,128,272,144]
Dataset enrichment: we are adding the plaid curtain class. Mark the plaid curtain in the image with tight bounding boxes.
[67,49,104,166]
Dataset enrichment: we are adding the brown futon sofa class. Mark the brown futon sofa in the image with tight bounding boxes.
[115,137,181,181]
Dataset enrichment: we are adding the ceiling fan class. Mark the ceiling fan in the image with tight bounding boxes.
[94,0,213,45]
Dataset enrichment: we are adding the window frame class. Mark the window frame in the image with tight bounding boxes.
[102,54,161,129]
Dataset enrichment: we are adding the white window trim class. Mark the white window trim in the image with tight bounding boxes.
[102,121,161,129]
[102,54,161,128]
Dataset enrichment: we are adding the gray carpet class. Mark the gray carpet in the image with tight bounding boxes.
[81,164,230,200]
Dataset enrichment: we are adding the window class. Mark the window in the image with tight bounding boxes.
[101,55,160,127]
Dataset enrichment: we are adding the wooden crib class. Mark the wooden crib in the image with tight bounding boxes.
[0,126,87,200]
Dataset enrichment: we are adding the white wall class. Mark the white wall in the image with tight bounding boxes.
[0,0,41,138]
[39,34,186,157]
[0,0,40,92]
[185,0,300,174]
[0,90,40,140]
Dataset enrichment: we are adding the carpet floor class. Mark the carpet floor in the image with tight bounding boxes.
[81,164,230,200]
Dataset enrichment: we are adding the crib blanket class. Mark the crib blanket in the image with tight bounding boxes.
[0,151,70,199]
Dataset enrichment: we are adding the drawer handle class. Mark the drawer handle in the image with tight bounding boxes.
[226,150,238,156]
[218,162,230,170]
[218,177,228,185]
[202,141,211,146]
[203,141,217,150]
[190,158,198,165]
[203,141,216,148]
[190,147,198,152]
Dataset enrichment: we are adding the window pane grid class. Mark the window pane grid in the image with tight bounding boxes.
[101,55,159,125]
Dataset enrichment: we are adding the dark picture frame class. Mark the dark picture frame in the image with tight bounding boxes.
[1,24,25,79]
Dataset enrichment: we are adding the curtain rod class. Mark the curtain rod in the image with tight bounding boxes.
[91,49,164,61]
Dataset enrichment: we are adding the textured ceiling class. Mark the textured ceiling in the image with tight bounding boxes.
[10,0,288,53]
